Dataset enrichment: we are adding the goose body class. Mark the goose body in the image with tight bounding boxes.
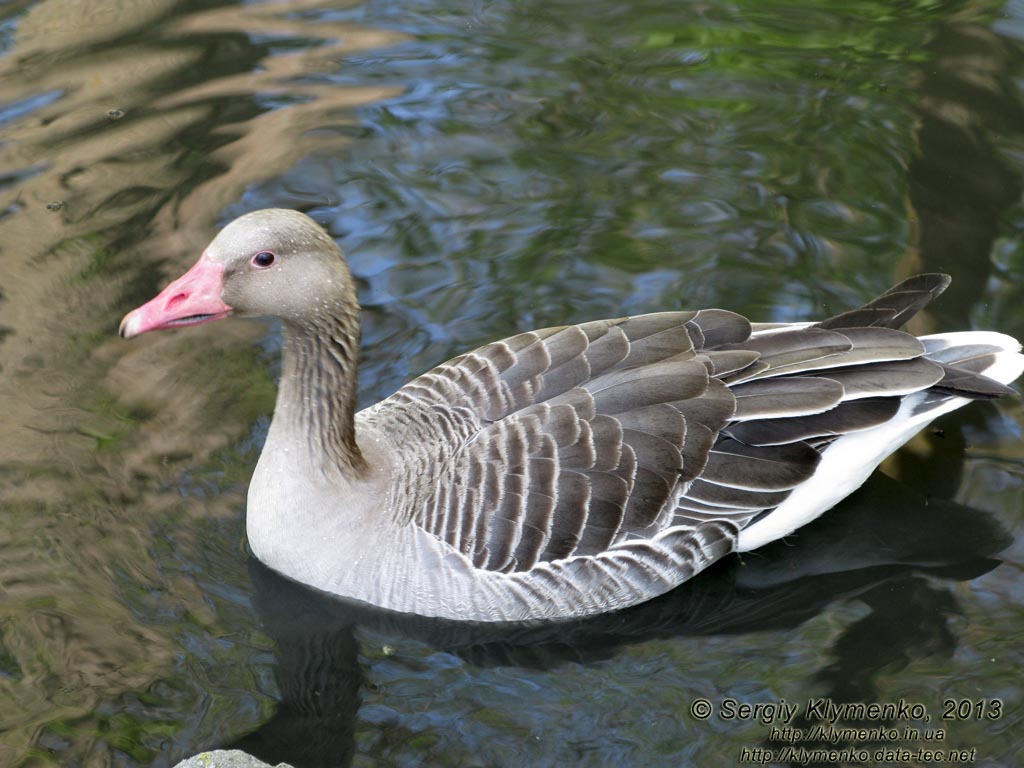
[120,209,1024,622]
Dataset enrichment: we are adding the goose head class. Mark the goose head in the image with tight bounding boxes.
[119,209,357,338]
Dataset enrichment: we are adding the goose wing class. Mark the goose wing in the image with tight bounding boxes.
[371,274,996,615]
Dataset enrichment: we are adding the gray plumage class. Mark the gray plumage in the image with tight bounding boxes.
[119,209,1024,623]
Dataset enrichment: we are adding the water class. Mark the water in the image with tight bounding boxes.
[1,0,1023,765]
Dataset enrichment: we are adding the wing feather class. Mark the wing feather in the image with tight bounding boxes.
[361,271,1017,621]
[726,398,901,446]
[686,308,753,346]
[699,437,820,491]
[816,273,951,330]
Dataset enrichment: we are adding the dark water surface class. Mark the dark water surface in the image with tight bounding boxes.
[2,1,1024,766]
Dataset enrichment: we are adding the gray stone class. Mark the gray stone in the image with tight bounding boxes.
[173,750,294,768]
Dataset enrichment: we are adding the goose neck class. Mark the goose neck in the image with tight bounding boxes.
[276,317,366,476]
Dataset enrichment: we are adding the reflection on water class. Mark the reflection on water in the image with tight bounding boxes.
[0,0,1022,766]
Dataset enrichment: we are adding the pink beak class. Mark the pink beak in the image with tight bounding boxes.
[119,252,233,339]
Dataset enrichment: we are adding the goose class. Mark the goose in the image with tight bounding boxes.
[119,209,1024,623]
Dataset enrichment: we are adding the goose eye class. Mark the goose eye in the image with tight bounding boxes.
[252,251,276,268]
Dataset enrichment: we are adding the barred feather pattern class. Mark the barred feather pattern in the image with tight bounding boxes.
[344,274,1019,621]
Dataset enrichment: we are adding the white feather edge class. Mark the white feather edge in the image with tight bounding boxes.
[736,331,1024,552]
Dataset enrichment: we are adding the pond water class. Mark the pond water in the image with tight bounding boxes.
[1,0,1024,766]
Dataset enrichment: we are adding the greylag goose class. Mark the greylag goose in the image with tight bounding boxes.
[119,209,1024,622]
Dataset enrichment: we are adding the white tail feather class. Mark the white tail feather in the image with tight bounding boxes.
[737,330,1023,552]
